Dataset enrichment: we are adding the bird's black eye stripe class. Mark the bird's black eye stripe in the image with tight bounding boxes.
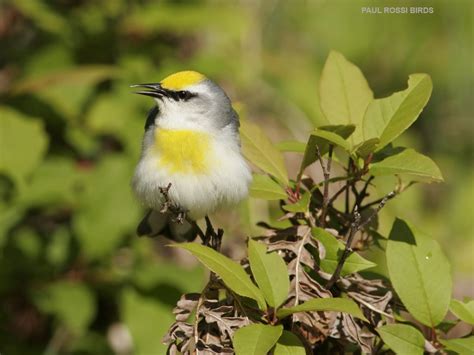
[176,90,195,101]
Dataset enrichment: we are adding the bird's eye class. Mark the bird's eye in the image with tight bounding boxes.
[178,91,190,100]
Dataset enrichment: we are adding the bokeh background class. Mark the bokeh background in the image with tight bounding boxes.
[0,0,472,354]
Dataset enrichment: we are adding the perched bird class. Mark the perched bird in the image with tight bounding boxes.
[131,71,252,240]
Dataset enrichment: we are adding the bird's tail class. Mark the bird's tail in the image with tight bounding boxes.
[136,209,197,242]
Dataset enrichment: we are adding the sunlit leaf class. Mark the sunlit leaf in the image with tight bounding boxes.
[363,74,432,150]
[282,192,311,213]
[300,124,355,173]
[248,239,290,308]
[387,219,452,327]
[377,324,425,355]
[276,140,306,153]
[273,330,306,355]
[277,297,367,321]
[319,51,373,145]
[312,228,375,276]
[240,120,288,185]
[450,299,474,325]
[370,148,444,183]
[249,174,287,201]
[233,324,282,355]
[440,336,474,355]
[352,138,380,158]
[173,243,267,310]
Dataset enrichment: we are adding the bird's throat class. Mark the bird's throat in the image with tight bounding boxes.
[154,128,211,174]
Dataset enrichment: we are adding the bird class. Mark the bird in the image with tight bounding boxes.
[131,70,252,241]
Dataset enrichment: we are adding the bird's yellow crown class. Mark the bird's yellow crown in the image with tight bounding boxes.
[160,70,205,90]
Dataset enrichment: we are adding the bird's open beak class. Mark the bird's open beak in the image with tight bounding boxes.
[130,83,168,99]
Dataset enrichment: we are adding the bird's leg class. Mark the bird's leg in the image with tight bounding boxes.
[205,216,223,251]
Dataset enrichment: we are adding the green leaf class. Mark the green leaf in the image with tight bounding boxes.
[450,299,474,325]
[277,297,367,322]
[249,174,287,201]
[248,239,290,308]
[440,337,474,355]
[73,156,140,259]
[363,74,432,150]
[312,227,375,276]
[282,192,311,213]
[377,324,425,355]
[276,140,306,153]
[353,138,380,159]
[319,50,373,145]
[174,243,266,310]
[386,218,452,327]
[240,120,288,185]
[233,324,283,355]
[0,107,48,183]
[34,281,95,334]
[300,125,355,173]
[369,148,444,183]
[121,288,174,355]
[273,331,306,355]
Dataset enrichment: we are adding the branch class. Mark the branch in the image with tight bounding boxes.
[325,190,394,289]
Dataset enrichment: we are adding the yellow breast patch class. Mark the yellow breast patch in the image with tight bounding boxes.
[154,129,211,174]
[160,71,205,90]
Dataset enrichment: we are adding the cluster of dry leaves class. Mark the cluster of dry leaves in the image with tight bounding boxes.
[163,220,395,354]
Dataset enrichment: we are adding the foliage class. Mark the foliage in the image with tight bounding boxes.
[161,51,470,354]
[0,0,471,354]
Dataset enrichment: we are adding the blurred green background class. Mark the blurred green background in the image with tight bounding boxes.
[0,0,472,354]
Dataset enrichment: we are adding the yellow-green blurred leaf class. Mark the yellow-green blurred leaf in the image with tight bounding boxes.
[319,51,373,145]
[363,74,432,150]
[249,174,287,201]
[0,107,48,183]
[240,120,288,185]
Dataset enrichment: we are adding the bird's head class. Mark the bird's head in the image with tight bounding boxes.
[132,71,236,131]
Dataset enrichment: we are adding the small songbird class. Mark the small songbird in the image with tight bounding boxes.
[131,71,252,240]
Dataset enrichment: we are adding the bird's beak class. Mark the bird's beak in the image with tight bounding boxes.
[130,83,168,99]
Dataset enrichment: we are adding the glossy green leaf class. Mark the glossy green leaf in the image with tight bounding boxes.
[34,281,95,334]
[377,324,425,355]
[0,107,48,183]
[387,219,452,327]
[121,288,174,355]
[273,331,306,355]
[249,174,287,200]
[319,50,373,145]
[276,140,306,153]
[248,239,290,308]
[363,74,432,150]
[277,297,367,321]
[440,337,474,355]
[240,120,288,185]
[312,227,375,276]
[370,148,444,182]
[174,243,266,310]
[282,192,311,213]
[233,324,283,355]
[300,124,355,173]
[450,299,474,325]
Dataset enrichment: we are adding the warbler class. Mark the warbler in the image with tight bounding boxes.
[131,71,252,240]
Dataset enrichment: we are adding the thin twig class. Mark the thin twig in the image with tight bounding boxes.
[326,190,394,289]
[294,227,312,306]
[352,176,374,213]
[318,145,333,227]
